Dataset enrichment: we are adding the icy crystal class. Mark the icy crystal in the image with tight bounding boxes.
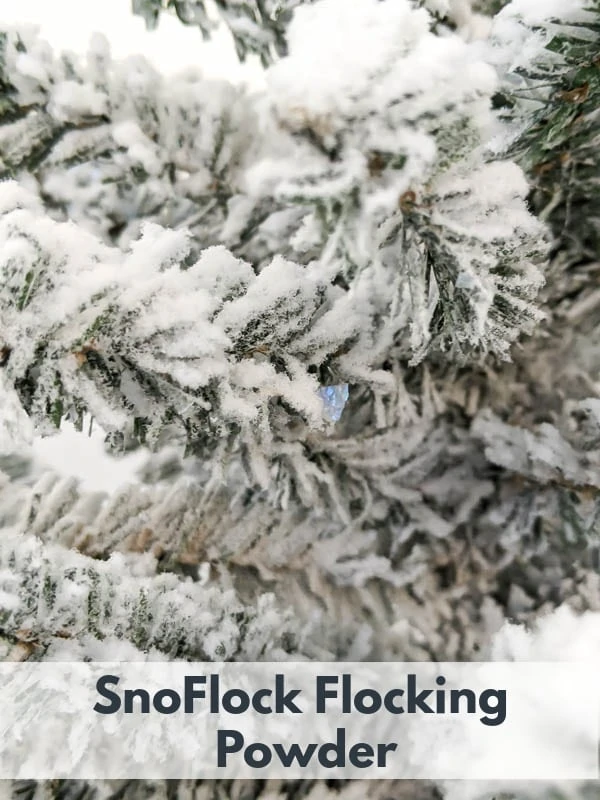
[318,384,349,423]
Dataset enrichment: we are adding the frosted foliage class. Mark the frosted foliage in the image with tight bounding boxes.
[0,531,296,661]
[487,0,595,74]
[0,183,337,459]
[4,778,445,800]
[133,0,309,64]
[484,0,600,290]
[250,0,548,359]
[483,0,596,146]
[1,0,599,796]
[1,441,597,670]
[473,407,600,548]
[270,0,492,129]
[0,374,492,584]
[0,27,254,247]
[0,16,548,373]
[473,408,600,488]
[265,0,496,203]
[0,174,545,463]
[133,0,491,62]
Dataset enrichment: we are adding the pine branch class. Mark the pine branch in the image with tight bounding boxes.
[0,530,296,661]
[9,778,445,800]
[1,388,598,663]
[0,400,489,582]
[473,401,600,550]
[131,0,309,65]
[490,0,600,276]
[0,9,552,449]
[0,28,250,249]
[0,176,546,465]
[0,182,339,458]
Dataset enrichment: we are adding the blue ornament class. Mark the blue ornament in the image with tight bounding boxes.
[318,384,349,423]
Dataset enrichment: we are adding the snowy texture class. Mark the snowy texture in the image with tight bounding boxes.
[492,604,600,662]
[0,169,545,469]
[0,183,329,463]
[254,0,548,359]
[486,0,596,76]
[0,14,549,377]
[488,0,600,284]
[0,530,296,661]
[0,0,600,797]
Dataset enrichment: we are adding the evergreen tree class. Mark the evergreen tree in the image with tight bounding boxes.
[0,0,599,798]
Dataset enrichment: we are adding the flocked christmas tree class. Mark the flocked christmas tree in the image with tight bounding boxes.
[0,0,599,798]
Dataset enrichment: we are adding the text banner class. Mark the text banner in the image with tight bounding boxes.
[0,661,597,779]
